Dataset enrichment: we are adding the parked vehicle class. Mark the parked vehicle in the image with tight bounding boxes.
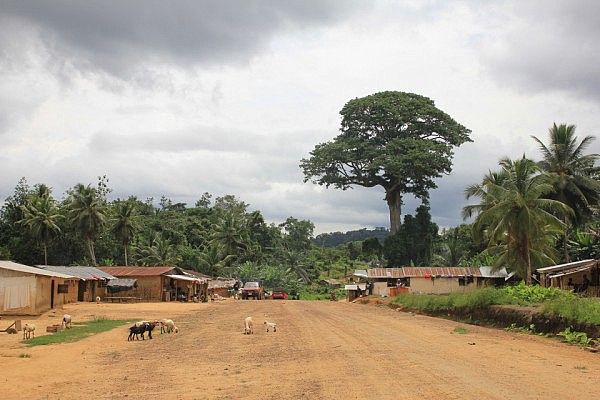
[271,288,288,300]
[241,281,264,300]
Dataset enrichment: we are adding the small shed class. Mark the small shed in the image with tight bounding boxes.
[36,265,116,302]
[537,259,599,296]
[208,277,240,298]
[99,266,205,301]
[319,278,342,288]
[0,261,77,315]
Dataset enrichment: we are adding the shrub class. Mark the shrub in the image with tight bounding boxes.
[501,282,575,304]
[557,327,593,347]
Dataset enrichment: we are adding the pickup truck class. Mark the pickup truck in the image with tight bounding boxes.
[241,281,264,300]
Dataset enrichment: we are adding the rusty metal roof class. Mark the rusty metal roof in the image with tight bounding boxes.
[367,267,482,278]
[98,266,175,277]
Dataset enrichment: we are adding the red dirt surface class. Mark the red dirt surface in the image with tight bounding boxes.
[1,300,598,399]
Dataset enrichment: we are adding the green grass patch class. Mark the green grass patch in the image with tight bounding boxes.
[453,326,468,334]
[392,282,600,327]
[392,287,509,312]
[300,286,345,301]
[25,318,132,347]
[542,297,600,325]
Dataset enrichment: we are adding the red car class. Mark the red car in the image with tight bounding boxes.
[271,289,288,300]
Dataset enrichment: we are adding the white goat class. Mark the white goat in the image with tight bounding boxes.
[160,319,178,334]
[22,323,35,340]
[264,321,277,332]
[96,296,101,304]
[244,316,254,335]
[62,314,72,329]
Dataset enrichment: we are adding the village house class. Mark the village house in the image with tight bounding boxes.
[98,266,207,301]
[36,265,116,302]
[0,261,78,315]
[537,259,599,296]
[348,266,510,298]
[208,277,240,298]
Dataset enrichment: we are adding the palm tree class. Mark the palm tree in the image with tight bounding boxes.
[19,195,62,265]
[209,213,249,260]
[532,123,600,262]
[111,201,137,266]
[68,184,107,266]
[136,234,181,266]
[197,245,235,276]
[464,156,572,283]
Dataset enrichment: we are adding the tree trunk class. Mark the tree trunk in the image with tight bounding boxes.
[124,244,129,266]
[87,238,96,266]
[525,239,532,285]
[43,243,48,266]
[386,189,402,234]
[563,227,570,263]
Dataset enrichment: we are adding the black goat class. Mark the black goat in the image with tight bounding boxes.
[127,321,157,341]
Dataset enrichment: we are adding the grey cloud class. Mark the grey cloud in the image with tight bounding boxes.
[479,0,600,102]
[2,1,367,80]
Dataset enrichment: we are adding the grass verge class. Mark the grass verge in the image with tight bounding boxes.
[25,318,132,347]
[392,283,600,327]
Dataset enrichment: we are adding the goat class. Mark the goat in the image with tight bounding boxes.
[22,323,35,340]
[264,321,277,332]
[244,316,254,335]
[160,319,178,334]
[62,314,72,329]
[96,296,101,304]
[127,321,157,341]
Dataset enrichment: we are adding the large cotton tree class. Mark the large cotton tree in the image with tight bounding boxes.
[301,91,471,233]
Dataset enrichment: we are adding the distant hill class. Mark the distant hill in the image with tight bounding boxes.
[313,227,389,247]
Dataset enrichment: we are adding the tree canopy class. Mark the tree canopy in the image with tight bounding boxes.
[301,91,471,233]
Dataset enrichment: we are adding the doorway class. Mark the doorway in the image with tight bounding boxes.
[78,280,85,301]
[51,280,55,309]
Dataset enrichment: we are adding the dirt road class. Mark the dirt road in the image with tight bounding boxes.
[1,300,598,399]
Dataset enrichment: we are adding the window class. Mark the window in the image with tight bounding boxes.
[458,277,466,286]
[57,284,69,293]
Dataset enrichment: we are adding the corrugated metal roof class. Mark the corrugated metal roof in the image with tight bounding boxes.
[537,259,596,273]
[208,278,238,289]
[165,274,201,283]
[0,261,76,279]
[367,267,483,278]
[181,269,211,281]
[36,265,116,280]
[99,266,175,277]
[107,278,137,289]
[478,266,510,278]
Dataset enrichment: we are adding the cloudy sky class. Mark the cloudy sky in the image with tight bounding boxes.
[1,0,599,234]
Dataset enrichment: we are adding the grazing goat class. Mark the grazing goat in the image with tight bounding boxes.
[127,321,157,341]
[244,316,254,335]
[264,321,277,332]
[22,323,35,340]
[96,296,101,304]
[62,314,72,329]
[160,319,178,334]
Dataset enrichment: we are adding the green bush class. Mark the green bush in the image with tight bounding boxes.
[501,282,575,304]
[557,327,593,346]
